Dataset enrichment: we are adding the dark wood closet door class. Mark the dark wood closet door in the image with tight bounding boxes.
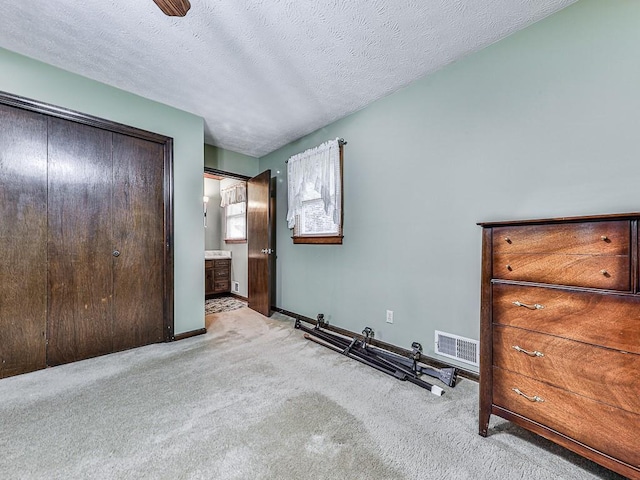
[112,134,165,350]
[248,170,273,317]
[47,118,114,366]
[0,105,48,378]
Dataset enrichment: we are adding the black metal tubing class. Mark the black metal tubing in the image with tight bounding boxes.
[305,333,424,387]
[367,345,458,387]
[298,320,442,394]
[296,318,455,387]
[305,333,406,380]
[286,311,479,382]
[298,321,416,379]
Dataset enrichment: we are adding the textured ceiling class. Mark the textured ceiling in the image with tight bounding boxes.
[0,0,576,158]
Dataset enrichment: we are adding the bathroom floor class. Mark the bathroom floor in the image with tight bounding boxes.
[205,296,247,316]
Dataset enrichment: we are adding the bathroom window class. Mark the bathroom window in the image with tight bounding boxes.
[221,181,247,243]
[225,201,246,243]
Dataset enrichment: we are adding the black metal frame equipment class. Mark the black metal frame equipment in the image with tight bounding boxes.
[295,315,458,397]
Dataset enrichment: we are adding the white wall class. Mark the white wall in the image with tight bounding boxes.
[204,178,222,250]
[220,178,249,298]
[259,0,640,370]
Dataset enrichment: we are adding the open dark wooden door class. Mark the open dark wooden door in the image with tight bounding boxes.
[247,170,273,316]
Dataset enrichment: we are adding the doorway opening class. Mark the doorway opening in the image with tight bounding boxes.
[204,167,275,327]
[204,169,249,317]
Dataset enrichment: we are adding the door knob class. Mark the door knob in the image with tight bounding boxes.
[113,250,120,257]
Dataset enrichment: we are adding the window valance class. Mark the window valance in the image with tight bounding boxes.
[220,182,247,208]
[286,138,341,231]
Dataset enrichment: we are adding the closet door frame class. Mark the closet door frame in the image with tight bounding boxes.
[0,90,175,342]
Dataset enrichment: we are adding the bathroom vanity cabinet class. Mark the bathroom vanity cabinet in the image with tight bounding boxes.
[205,258,231,295]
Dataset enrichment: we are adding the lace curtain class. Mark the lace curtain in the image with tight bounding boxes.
[286,138,341,230]
[220,182,247,207]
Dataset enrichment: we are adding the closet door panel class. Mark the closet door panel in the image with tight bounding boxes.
[112,134,164,350]
[0,105,48,378]
[47,118,114,366]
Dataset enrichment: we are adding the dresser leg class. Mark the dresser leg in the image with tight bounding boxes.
[478,376,492,436]
[478,365,492,437]
[479,410,490,437]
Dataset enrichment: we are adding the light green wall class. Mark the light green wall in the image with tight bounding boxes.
[259,0,640,371]
[205,144,259,177]
[0,47,205,336]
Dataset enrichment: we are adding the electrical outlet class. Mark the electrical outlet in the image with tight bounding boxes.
[233,281,239,293]
[386,310,394,324]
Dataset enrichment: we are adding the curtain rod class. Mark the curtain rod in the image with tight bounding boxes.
[285,138,347,163]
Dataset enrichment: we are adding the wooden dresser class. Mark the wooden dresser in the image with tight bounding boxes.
[205,258,231,295]
[478,213,639,479]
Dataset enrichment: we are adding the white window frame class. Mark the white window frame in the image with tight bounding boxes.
[224,201,246,243]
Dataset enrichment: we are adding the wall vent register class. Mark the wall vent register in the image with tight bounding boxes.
[434,331,479,367]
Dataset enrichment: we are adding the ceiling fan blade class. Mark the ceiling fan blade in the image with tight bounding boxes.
[152,0,191,17]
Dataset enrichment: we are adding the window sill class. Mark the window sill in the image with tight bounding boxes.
[225,239,247,244]
[292,236,343,245]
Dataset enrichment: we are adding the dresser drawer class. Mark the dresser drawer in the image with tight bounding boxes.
[493,325,640,413]
[213,259,230,268]
[493,221,630,255]
[492,283,640,353]
[492,253,630,290]
[493,367,640,468]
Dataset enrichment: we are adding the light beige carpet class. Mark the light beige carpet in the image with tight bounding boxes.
[0,308,625,479]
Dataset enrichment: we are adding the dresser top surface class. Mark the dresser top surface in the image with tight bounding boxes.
[477,212,640,228]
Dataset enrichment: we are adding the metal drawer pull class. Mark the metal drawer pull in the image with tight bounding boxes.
[512,345,544,357]
[504,237,512,244]
[601,235,609,241]
[512,388,544,403]
[512,301,544,310]
[600,269,610,276]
